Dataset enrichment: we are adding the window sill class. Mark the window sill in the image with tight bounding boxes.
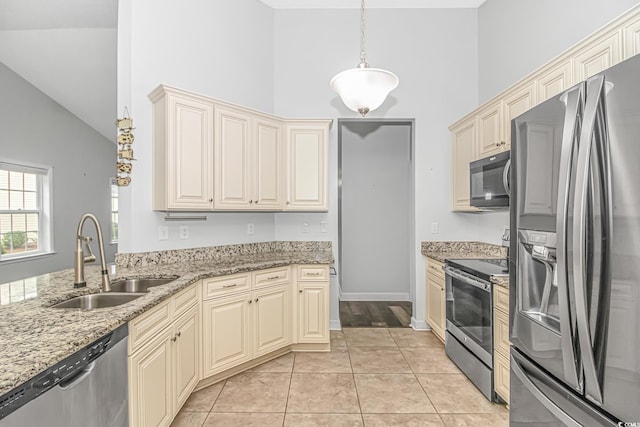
[0,251,56,265]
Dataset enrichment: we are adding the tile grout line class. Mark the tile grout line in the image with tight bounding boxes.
[282,353,295,426]
[344,328,366,423]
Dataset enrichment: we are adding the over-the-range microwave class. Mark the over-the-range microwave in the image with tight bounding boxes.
[469,150,510,209]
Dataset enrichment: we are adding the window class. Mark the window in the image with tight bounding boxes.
[110,178,118,243]
[0,161,52,261]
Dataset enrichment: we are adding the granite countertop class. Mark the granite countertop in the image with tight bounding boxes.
[491,275,509,289]
[0,241,332,396]
[421,241,507,263]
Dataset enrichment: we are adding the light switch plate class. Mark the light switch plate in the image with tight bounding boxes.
[247,223,255,235]
[158,226,169,240]
[179,225,189,239]
[320,221,327,233]
[302,222,309,233]
[431,222,439,234]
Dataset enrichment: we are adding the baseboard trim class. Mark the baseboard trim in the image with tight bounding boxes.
[411,317,430,331]
[340,292,410,301]
[329,319,342,330]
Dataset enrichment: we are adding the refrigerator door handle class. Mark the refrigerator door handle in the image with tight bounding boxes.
[511,351,583,427]
[572,75,606,406]
[556,84,584,391]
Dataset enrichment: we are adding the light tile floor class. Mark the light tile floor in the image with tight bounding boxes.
[171,328,508,427]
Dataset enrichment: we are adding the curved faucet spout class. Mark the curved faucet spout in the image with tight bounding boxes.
[74,213,111,292]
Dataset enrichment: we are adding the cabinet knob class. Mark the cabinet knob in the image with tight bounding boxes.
[176,332,181,337]
[500,141,506,146]
[495,142,500,147]
[248,300,253,304]
[299,290,303,294]
[249,200,253,204]
[209,198,213,202]
[286,201,290,205]
[255,298,259,302]
[171,336,177,342]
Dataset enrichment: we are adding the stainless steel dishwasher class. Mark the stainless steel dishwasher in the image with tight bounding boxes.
[0,324,128,427]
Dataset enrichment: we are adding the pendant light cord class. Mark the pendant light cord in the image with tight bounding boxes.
[359,0,367,66]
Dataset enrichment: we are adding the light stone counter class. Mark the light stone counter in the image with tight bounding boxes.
[491,275,509,289]
[421,241,507,263]
[0,241,332,396]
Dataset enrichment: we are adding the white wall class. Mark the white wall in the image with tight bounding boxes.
[0,62,116,283]
[475,0,640,243]
[478,0,639,102]
[117,0,277,253]
[272,8,480,327]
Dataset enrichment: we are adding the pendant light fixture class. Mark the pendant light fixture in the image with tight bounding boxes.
[330,0,399,117]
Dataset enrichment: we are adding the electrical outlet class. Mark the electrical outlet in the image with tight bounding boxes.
[320,221,327,233]
[158,226,169,241]
[179,225,189,239]
[302,222,309,233]
[431,222,439,234]
[247,223,255,235]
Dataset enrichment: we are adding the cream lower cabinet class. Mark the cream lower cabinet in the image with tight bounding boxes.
[493,284,510,404]
[425,258,446,343]
[129,285,200,427]
[201,271,293,377]
[297,265,330,343]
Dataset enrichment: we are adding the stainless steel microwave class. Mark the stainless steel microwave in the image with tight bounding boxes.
[469,151,510,209]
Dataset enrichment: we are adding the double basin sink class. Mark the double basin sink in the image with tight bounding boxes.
[51,277,178,310]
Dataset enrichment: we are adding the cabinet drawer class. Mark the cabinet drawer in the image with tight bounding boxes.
[173,282,199,319]
[298,265,329,281]
[253,266,291,288]
[494,350,510,404]
[494,285,509,313]
[426,271,445,291]
[129,300,171,354]
[494,306,510,357]
[203,273,250,300]
[426,258,444,280]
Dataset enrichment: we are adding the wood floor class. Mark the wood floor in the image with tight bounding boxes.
[339,301,412,328]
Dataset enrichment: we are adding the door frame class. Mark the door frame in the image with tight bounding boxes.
[337,118,416,313]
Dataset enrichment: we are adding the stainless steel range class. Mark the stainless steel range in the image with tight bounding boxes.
[444,258,508,402]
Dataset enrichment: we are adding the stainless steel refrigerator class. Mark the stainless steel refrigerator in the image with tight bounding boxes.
[509,53,640,426]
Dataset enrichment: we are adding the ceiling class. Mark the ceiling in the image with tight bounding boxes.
[0,0,117,141]
[260,0,486,8]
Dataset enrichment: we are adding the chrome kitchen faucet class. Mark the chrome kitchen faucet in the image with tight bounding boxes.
[74,213,111,292]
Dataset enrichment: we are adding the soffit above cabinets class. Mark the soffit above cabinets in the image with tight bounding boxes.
[260,0,486,9]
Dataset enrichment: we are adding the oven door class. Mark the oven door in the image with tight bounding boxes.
[445,267,493,367]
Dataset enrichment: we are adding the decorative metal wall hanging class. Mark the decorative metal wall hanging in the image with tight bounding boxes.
[115,107,135,186]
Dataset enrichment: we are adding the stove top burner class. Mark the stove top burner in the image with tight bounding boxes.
[444,258,508,282]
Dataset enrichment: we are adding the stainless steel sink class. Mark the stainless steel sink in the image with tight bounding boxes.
[51,292,145,310]
[108,277,177,293]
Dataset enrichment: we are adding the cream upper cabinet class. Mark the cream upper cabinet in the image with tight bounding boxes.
[284,121,330,211]
[476,101,504,158]
[425,258,445,343]
[214,110,284,210]
[150,85,329,212]
[297,265,330,343]
[150,87,214,211]
[450,117,479,212]
[537,59,573,102]
[502,81,536,149]
[214,106,252,209]
[624,15,640,58]
[253,117,284,210]
[574,31,622,82]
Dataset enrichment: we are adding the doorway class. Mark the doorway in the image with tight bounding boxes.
[338,119,415,316]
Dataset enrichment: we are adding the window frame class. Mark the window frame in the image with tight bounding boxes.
[0,160,54,262]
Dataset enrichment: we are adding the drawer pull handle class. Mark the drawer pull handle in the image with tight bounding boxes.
[305,272,321,276]
[222,283,239,288]
[267,276,280,280]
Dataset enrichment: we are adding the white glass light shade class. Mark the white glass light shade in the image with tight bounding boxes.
[330,67,399,116]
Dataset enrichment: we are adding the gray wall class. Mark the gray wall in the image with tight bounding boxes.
[0,62,116,283]
[478,0,639,102]
[340,122,411,299]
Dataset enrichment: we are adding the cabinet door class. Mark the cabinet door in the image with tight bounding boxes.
[574,32,622,82]
[503,82,536,149]
[253,284,292,357]
[426,272,445,342]
[285,123,329,211]
[476,101,504,158]
[537,59,572,102]
[202,294,252,377]
[129,328,174,427]
[450,118,479,212]
[214,106,252,209]
[494,351,510,404]
[164,94,214,210]
[173,306,199,412]
[624,16,640,59]
[298,282,329,343]
[253,117,284,210]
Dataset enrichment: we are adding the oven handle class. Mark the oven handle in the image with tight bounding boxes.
[443,267,491,292]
